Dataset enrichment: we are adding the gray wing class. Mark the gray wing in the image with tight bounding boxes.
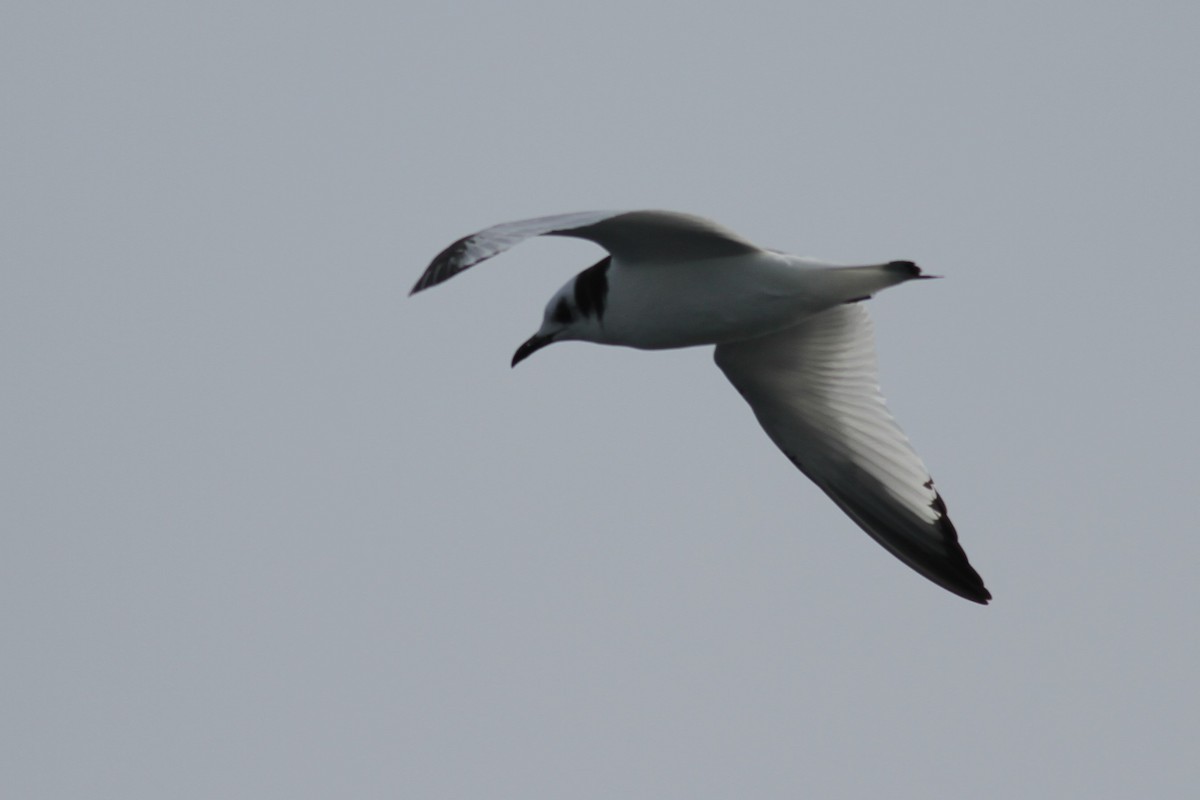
[714,303,990,603]
[411,210,761,294]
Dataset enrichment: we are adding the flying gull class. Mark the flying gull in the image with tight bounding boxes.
[411,210,990,604]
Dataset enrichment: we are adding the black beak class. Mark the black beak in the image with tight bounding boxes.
[511,333,554,367]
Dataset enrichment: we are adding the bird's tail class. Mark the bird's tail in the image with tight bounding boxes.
[827,261,933,304]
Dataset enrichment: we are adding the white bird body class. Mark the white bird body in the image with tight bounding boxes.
[412,210,991,604]
[546,251,915,350]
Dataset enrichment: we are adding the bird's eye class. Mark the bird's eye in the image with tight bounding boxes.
[551,298,573,324]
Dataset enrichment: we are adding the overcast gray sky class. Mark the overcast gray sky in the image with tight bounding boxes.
[4,1,1198,797]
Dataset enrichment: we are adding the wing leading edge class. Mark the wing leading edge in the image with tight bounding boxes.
[411,210,761,294]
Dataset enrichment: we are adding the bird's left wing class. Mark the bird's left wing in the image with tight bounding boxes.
[411,211,620,294]
[714,303,990,603]
[411,210,761,294]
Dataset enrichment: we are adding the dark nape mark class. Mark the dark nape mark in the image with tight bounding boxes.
[551,297,573,324]
[574,256,611,320]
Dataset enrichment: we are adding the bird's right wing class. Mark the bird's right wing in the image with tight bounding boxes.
[714,303,990,603]
[411,210,761,294]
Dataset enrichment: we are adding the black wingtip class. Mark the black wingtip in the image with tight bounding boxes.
[958,575,993,605]
[409,267,435,296]
[819,477,992,605]
[930,508,992,605]
[410,235,474,297]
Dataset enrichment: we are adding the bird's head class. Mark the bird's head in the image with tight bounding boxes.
[512,258,610,367]
[511,287,583,367]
